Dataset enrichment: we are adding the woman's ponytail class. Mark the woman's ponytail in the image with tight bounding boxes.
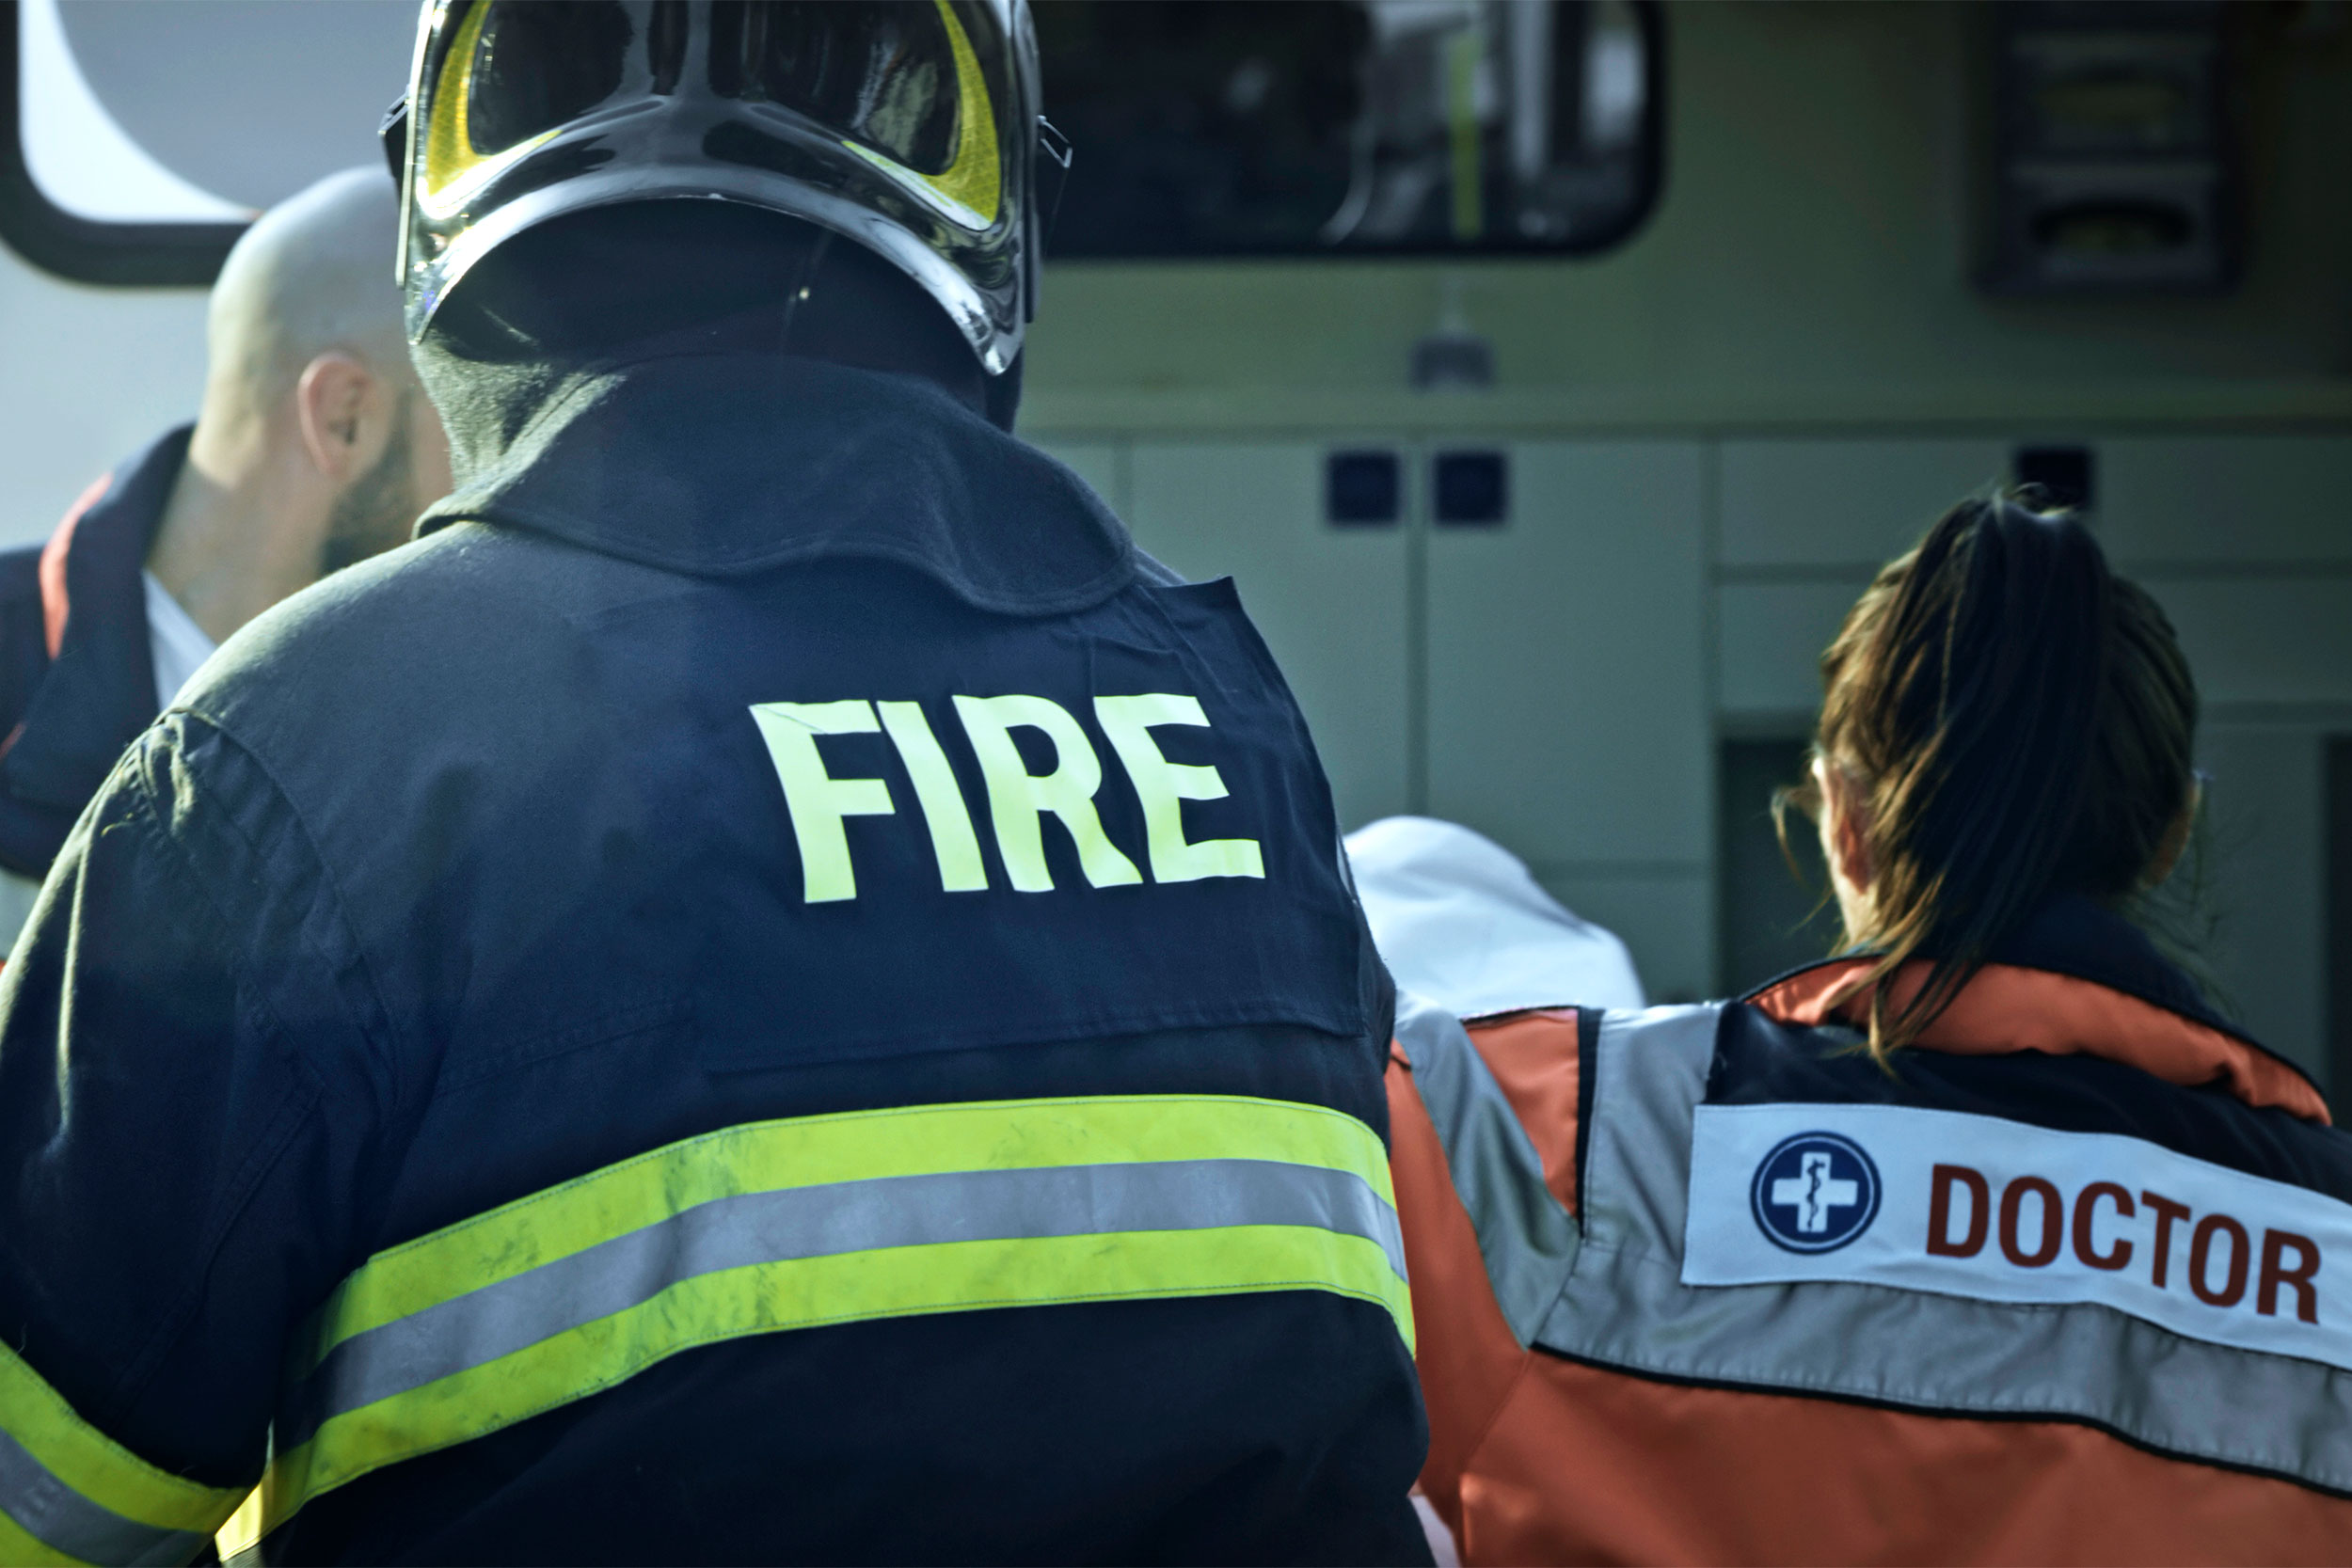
[1785,495,2197,1058]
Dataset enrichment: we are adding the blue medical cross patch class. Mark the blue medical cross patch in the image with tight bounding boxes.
[1749,1131,1882,1253]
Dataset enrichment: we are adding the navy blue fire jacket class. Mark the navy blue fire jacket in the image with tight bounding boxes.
[0,349,1428,1565]
[0,427,194,880]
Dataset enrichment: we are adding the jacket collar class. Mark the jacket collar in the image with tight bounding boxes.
[0,426,183,818]
[1743,896,2328,1124]
[416,348,1135,616]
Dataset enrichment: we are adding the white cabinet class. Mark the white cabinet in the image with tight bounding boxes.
[1534,870,1714,1006]
[1427,441,1707,861]
[1720,438,2009,569]
[1714,436,2010,732]
[1124,439,1709,998]
[1127,442,1411,832]
[2100,436,2352,567]
[1427,441,1712,1000]
[2144,578,2352,707]
[1716,581,1852,720]
[2194,727,2327,1081]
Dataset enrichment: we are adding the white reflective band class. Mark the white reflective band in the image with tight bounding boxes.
[1684,1101,2352,1373]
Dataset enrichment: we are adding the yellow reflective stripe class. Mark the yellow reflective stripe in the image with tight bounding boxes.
[0,1507,74,1567]
[301,1095,1391,1366]
[843,0,1003,230]
[244,1096,1402,1547]
[0,1342,242,1562]
[420,0,559,218]
[922,0,1002,226]
[215,1489,263,1565]
[265,1221,1405,1527]
[421,0,489,198]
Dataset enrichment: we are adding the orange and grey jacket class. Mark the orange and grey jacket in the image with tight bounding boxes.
[1391,896,2352,1562]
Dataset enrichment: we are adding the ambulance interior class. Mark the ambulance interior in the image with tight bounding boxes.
[3,1,2348,1085]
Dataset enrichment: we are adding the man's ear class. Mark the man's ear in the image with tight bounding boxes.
[294,353,389,484]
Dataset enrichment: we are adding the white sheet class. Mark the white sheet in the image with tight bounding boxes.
[1344,816,1645,1018]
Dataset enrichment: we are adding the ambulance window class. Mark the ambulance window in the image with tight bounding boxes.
[0,0,1668,282]
[1036,0,1665,259]
[0,0,415,285]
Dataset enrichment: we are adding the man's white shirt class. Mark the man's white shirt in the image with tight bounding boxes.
[143,567,217,708]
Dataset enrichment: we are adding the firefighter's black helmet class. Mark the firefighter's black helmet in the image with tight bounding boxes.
[384,1,1058,375]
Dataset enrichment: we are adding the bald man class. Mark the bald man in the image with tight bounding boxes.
[0,168,449,926]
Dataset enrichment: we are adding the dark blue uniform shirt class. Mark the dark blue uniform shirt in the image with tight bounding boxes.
[0,426,194,879]
[0,351,1426,1564]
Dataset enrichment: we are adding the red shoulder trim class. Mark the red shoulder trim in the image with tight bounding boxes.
[1751,959,2328,1125]
[40,472,111,662]
[1466,1008,1584,1213]
[1383,1055,1529,1545]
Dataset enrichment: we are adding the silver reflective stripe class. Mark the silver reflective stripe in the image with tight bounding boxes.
[282,1156,1402,1450]
[1538,1005,2352,1496]
[0,1428,209,1568]
[1394,991,1578,1344]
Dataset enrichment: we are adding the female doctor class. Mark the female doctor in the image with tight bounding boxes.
[1388,495,2352,1562]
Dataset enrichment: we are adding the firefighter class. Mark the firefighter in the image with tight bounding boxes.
[0,4,1425,1561]
[1392,496,2352,1562]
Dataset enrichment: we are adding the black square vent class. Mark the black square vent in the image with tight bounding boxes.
[1434,451,1507,526]
[1326,451,1400,526]
[2013,445,2095,514]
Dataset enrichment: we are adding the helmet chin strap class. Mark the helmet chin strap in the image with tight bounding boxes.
[775,229,836,358]
[760,219,1007,428]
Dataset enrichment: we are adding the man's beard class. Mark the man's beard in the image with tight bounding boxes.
[318,396,421,577]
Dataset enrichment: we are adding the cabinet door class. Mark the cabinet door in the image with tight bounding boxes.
[2143,578,2352,707]
[1720,438,2009,569]
[2100,436,2352,568]
[1128,442,1410,832]
[1427,441,1711,998]
[2186,727,2326,1083]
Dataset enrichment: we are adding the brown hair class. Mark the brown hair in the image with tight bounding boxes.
[1775,495,2199,1059]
